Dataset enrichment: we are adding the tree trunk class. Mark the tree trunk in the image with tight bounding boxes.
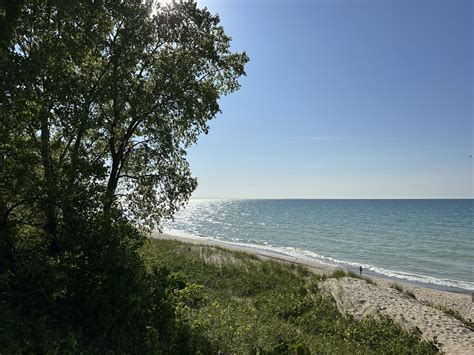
[0,203,14,272]
[104,154,120,216]
[41,115,59,253]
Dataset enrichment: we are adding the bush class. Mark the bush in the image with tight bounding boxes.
[0,215,200,353]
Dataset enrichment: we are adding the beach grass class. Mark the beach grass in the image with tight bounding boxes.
[324,269,377,286]
[390,283,417,299]
[142,238,439,354]
[390,283,404,292]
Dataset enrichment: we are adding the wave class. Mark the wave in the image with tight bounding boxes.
[163,228,474,291]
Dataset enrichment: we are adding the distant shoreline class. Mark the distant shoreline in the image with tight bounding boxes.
[153,231,335,274]
[188,198,474,201]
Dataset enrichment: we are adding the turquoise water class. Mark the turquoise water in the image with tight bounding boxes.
[163,199,474,291]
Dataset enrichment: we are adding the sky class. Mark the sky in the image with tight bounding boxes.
[188,0,473,199]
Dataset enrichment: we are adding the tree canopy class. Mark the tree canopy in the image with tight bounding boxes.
[1,0,248,241]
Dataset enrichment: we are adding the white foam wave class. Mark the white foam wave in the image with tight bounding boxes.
[162,228,474,291]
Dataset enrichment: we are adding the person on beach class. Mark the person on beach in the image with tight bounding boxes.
[359,266,363,276]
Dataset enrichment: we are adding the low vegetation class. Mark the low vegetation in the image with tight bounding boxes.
[325,269,377,286]
[390,283,417,299]
[390,283,404,292]
[0,232,440,353]
[141,239,439,354]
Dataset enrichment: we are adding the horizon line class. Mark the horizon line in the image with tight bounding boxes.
[189,197,474,200]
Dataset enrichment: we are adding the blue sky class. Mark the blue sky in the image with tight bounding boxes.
[190,0,473,199]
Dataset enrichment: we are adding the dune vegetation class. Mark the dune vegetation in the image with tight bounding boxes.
[140,238,439,354]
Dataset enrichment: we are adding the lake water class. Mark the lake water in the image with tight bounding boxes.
[163,199,474,291]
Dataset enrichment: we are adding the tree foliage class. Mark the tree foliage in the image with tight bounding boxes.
[1,0,248,240]
[0,0,247,352]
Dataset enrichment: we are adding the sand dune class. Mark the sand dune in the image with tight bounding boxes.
[319,277,473,354]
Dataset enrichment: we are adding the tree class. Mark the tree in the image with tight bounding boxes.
[0,1,247,351]
[1,0,248,248]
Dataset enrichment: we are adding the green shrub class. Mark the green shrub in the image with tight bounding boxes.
[143,239,439,354]
[0,216,201,353]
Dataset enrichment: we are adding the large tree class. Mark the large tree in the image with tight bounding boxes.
[1,0,248,251]
[0,2,247,350]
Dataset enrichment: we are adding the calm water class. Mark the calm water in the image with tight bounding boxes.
[163,199,474,291]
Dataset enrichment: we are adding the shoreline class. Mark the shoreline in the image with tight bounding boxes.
[153,231,335,274]
[153,230,472,295]
[151,231,474,324]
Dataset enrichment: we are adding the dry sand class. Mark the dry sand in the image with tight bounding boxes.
[319,278,473,354]
[152,231,473,354]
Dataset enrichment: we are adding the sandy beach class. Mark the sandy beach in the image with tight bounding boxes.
[152,231,474,354]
